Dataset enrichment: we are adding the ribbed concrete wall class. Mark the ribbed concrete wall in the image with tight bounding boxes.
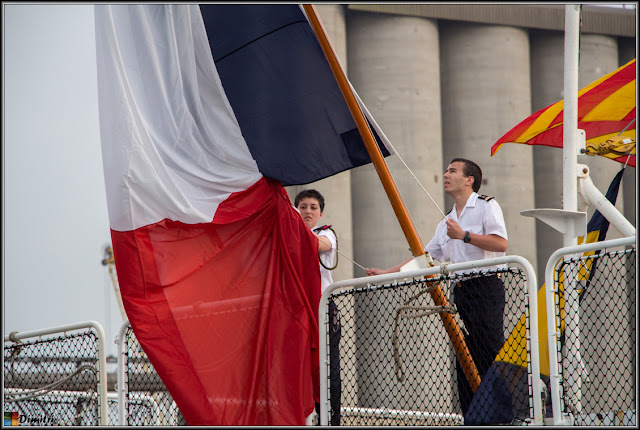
[348,4,637,38]
[294,5,635,418]
[440,22,538,271]
[439,24,536,414]
[295,7,634,288]
[347,11,446,411]
[349,14,444,276]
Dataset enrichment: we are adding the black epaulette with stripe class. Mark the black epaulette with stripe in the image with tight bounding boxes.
[313,225,332,232]
[478,195,494,201]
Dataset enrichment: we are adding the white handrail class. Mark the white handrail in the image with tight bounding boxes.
[561,5,582,417]
[578,167,636,237]
[117,319,131,426]
[341,406,463,424]
[545,235,636,426]
[318,255,542,426]
[6,389,99,425]
[3,321,108,426]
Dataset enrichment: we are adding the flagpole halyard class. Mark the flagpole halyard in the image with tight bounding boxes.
[302,3,482,395]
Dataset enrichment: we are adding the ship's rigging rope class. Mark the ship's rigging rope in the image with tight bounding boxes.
[382,138,455,263]
[386,141,448,220]
[337,251,366,271]
[619,118,636,169]
[392,280,458,382]
[318,230,368,271]
[4,364,98,402]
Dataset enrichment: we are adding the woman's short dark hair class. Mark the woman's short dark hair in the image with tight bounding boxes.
[294,189,325,212]
[451,158,482,193]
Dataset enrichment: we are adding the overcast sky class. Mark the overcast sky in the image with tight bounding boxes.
[3,4,126,354]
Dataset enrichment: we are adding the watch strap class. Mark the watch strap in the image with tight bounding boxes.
[463,231,471,243]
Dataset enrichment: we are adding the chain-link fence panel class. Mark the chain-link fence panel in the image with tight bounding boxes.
[123,326,186,425]
[108,393,119,425]
[4,330,103,425]
[554,246,636,426]
[323,267,532,426]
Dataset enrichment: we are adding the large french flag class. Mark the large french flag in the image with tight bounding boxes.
[95,4,389,426]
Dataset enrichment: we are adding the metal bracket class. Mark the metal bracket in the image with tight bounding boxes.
[576,128,586,155]
[400,253,432,272]
[521,209,587,237]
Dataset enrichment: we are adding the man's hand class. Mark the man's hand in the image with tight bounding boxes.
[445,218,465,240]
[445,219,508,252]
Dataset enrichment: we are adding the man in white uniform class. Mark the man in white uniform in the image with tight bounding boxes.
[366,158,508,418]
[294,189,340,426]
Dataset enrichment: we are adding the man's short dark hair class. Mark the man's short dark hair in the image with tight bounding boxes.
[451,158,482,193]
[294,189,325,212]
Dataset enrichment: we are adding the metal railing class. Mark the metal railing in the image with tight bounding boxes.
[6,239,633,426]
[116,320,183,426]
[545,235,636,426]
[3,321,108,425]
[318,255,542,426]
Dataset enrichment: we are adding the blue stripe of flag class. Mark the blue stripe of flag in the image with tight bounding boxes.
[200,4,389,186]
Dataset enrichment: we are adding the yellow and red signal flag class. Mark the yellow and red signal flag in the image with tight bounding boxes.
[491,59,636,167]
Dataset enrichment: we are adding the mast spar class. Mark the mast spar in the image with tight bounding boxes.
[302,3,482,395]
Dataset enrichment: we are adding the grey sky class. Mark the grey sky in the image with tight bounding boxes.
[3,4,124,353]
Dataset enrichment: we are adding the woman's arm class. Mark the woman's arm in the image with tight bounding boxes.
[317,234,333,253]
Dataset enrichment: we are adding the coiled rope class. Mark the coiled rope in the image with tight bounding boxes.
[392,281,457,382]
[4,364,98,402]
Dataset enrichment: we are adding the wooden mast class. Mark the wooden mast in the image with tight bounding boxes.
[302,4,481,392]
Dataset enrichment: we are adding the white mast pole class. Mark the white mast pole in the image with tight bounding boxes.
[563,4,579,225]
[560,3,582,422]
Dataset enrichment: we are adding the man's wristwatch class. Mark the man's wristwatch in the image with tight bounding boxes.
[463,231,471,243]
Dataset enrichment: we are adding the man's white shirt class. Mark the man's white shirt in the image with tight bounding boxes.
[426,192,507,272]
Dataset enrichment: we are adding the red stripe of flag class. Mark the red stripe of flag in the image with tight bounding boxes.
[491,59,636,167]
